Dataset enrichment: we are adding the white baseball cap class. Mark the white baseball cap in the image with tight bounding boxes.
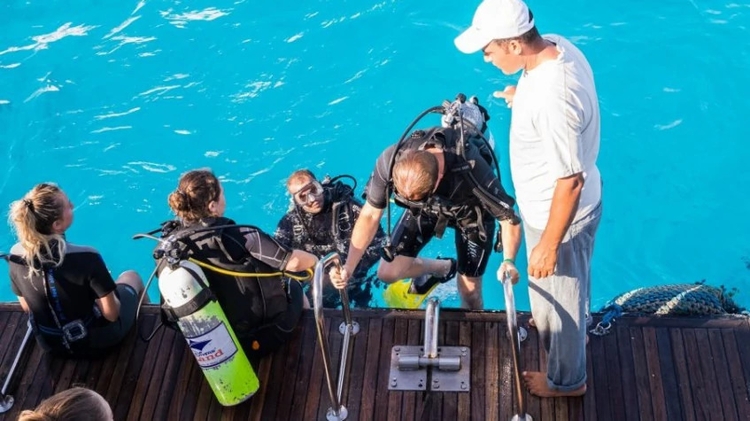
[454,0,536,54]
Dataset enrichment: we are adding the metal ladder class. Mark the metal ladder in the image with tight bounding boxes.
[312,252,359,421]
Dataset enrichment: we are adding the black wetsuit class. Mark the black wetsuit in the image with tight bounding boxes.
[274,184,385,308]
[8,242,138,357]
[366,126,517,277]
[159,217,304,359]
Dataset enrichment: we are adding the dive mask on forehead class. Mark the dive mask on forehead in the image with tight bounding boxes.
[292,180,324,206]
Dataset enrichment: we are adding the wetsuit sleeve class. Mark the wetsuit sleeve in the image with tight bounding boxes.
[364,145,397,210]
[240,227,293,271]
[466,145,520,222]
[273,213,296,249]
[10,270,22,296]
[87,253,117,298]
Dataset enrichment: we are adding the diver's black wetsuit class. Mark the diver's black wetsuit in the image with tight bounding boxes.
[275,184,386,308]
[366,126,517,277]
[159,217,304,359]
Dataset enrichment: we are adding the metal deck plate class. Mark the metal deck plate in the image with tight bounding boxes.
[431,346,471,392]
[387,346,471,392]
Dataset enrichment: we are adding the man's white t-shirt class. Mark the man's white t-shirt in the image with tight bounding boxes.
[509,34,601,230]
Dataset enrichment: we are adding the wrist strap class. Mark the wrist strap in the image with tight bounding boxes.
[502,258,515,264]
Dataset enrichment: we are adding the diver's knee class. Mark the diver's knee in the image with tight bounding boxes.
[117,270,145,292]
[377,261,402,283]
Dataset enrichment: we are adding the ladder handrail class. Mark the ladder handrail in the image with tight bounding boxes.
[312,252,356,421]
[500,272,528,420]
[422,297,440,358]
[0,322,33,414]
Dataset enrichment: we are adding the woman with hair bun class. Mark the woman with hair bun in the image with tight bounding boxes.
[158,169,318,358]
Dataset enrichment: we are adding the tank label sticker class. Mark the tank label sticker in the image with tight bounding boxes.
[186,322,238,368]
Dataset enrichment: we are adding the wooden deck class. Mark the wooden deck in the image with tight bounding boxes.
[0,303,748,421]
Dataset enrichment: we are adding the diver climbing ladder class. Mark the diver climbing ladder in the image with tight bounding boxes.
[312,252,360,421]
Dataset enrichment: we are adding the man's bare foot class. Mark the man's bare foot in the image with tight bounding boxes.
[522,371,587,397]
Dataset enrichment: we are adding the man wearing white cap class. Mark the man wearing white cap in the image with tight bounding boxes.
[455,0,602,398]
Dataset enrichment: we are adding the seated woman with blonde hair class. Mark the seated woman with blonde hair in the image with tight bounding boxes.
[4,183,145,357]
[17,387,113,421]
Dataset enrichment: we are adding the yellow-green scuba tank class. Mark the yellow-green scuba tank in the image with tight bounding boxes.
[159,260,259,406]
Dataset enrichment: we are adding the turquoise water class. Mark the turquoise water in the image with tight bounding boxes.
[1,0,749,312]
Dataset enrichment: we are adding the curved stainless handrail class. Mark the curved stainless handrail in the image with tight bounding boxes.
[422,297,440,359]
[500,272,532,421]
[0,323,32,414]
[313,252,358,421]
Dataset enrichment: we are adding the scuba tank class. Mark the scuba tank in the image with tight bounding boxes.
[159,259,259,406]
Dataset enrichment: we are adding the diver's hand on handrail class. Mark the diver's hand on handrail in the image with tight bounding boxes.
[328,264,349,290]
[497,260,520,285]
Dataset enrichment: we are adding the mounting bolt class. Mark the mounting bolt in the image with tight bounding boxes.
[461,382,467,390]
[390,378,397,387]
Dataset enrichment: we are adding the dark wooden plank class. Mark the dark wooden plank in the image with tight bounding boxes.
[358,316,383,421]
[655,327,684,421]
[588,331,610,421]
[166,344,199,418]
[287,314,318,421]
[456,319,472,421]
[583,327,597,421]
[695,329,726,418]
[441,321,459,420]
[612,325,634,421]
[0,311,13,364]
[14,341,45,413]
[733,325,750,417]
[111,316,157,421]
[520,320,541,421]
[536,324,555,421]
[262,322,305,421]
[247,350,274,421]
[153,331,188,418]
[721,329,750,419]
[496,318,513,421]
[136,325,178,421]
[682,329,717,420]
[107,314,155,414]
[400,318,421,421]
[17,352,59,413]
[470,318,487,421]
[643,327,668,420]
[387,318,408,421]
[373,316,396,421]
[670,328,697,421]
[302,315,330,421]
[707,329,739,421]
[629,327,654,420]
[178,346,208,420]
[486,320,502,420]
